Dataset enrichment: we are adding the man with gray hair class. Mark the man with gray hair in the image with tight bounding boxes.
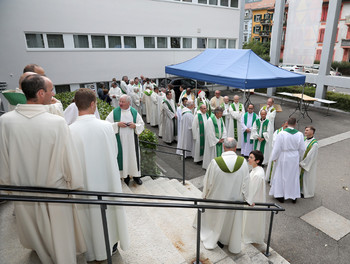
[201,137,251,254]
[120,76,129,95]
[176,101,195,157]
[202,106,227,169]
[106,94,145,185]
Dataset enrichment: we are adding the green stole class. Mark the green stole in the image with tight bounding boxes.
[268,127,284,181]
[198,112,209,156]
[230,103,243,141]
[120,85,127,94]
[163,99,177,136]
[263,105,275,113]
[284,127,298,134]
[243,112,257,143]
[300,138,317,189]
[254,119,269,154]
[215,155,244,173]
[113,107,138,170]
[144,90,153,96]
[210,114,224,157]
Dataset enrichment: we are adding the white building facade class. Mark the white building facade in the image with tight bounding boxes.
[0,0,241,93]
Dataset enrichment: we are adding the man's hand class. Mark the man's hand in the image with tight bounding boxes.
[112,95,116,98]
[218,138,224,143]
[118,122,128,128]
[50,97,58,104]
[250,203,255,207]
[129,122,136,129]
[174,114,177,119]
[258,137,265,142]
[246,128,251,133]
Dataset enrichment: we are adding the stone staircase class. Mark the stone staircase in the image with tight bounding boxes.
[0,177,290,264]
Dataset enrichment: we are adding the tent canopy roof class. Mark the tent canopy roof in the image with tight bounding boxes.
[165,49,305,89]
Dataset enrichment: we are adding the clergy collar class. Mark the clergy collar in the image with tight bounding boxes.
[76,114,95,120]
[287,126,295,129]
[306,137,314,140]
[261,118,266,121]
[222,151,237,156]
[15,104,48,119]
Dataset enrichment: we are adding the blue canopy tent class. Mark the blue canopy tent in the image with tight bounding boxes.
[165,49,305,89]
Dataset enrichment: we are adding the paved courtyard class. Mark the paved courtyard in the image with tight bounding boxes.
[146,89,350,264]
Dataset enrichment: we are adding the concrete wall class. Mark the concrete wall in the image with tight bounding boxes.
[0,0,241,90]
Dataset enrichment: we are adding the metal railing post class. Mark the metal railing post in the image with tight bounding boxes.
[194,202,203,264]
[182,149,186,185]
[99,195,112,264]
[264,209,275,257]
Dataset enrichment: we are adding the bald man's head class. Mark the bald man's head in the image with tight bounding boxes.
[23,64,45,76]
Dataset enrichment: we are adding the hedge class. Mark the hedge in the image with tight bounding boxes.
[257,86,350,112]
[54,91,114,120]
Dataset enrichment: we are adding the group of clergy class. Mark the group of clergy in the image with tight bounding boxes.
[0,66,149,263]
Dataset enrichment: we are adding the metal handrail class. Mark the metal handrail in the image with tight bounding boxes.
[139,140,190,184]
[0,184,284,264]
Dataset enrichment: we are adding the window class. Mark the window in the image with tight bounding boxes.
[315,49,322,61]
[230,0,238,8]
[244,36,248,42]
[124,36,136,48]
[55,85,70,94]
[220,0,228,6]
[183,38,192,48]
[197,38,207,48]
[74,35,89,48]
[254,14,262,22]
[91,35,106,48]
[108,36,121,48]
[208,39,217,48]
[47,34,64,48]
[218,39,226,48]
[321,5,328,21]
[144,37,155,48]
[157,37,168,48]
[228,39,236,49]
[253,26,261,33]
[198,0,207,3]
[209,0,217,5]
[25,33,44,48]
[318,28,325,42]
[244,24,248,30]
[171,37,181,48]
[182,0,192,2]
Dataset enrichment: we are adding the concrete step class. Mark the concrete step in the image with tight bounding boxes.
[140,178,234,264]
[120,181,186,264]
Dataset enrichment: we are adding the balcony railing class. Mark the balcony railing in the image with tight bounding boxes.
[341,39,350,47]
[260,18,272,25]
[259,31,271,37]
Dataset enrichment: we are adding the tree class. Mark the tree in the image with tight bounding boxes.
[243,40,271,61]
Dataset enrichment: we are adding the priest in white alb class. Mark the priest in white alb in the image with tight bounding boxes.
[161,91,177,144]
[259,97,276,130]
[106,95,145,186]
[176,97,188,145]
[0,75,86,264]
[269,118,305,203]
[157,88,166,137]
[202,107,227,169]
[228,95,245,149]
[69,88,129,261]
[192,103,209,164]
[250,109,273,165]
[130,86,141,114]
[300,126,319,198]
[150,87,159,126]
[243,150,266,245]
[143,85,153,124]
[109,82,122,108]
[176,101,195,157]
[201,138,251,254]
[241,104,257,157]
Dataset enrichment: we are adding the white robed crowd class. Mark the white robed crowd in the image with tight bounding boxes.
[0,67,320,262]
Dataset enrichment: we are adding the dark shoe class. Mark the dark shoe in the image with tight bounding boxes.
[301,193,304,198]
[112,242,118,255]
[124,176,130,186]
[276,197,284,203]
[217,241,224,248]
[134,177,143,185]
[292,199,297,204]
[196,161,203,165]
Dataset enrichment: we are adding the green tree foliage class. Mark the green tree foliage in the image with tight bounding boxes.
[243,40,271,61]
[139,129,161,176]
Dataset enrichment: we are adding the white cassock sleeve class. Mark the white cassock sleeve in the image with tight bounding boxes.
[298,134,306,161]
[269,133,283,162]
[250,121,258,140]
[192,114,199,140]
[163,101,176,120]
[262,121,273,143]
[202,159,216,199]
[206,119,219,148]
[241,162,252,205]
[64,103,78,125]
[241,115,247,132]
[151,93,158,105]
[221,119,227,139]
[299,143,318,172]
[106,110,120,134]
[135,113,145,135]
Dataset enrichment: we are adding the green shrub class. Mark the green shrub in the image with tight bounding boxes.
[331,61,350,76]
[325,91,350,111]
[139,129,161,176]
[54,91,114,120]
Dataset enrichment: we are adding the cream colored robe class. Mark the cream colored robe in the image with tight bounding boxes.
[0,104,86,264]
[201,151,251,254]
[64,102,100,125]
[243,166,266,244]
[106,107,145,178]
[228,102,245,149]
[70,115,129,261]
[250,118,273,165]
[192,111,209,162]
[202,116,227,169]
[161,98,177,143]
[150,92,158,126]
[157,92,166,137]
[210,96,224,109]
[109,86,122,108]
[143,89,153,124]
[300,138,319,198]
